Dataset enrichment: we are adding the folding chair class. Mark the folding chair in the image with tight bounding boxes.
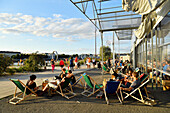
[103,80,123,105]
[71,76,84,89]
[9,79,38,105]
[81,74,103,97]
[102,65,110,74]
[122,74,156,106]
[49,78,77,99]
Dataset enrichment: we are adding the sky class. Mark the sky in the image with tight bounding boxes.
[0,0,132,54]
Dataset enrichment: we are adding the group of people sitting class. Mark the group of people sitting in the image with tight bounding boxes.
[110,64,141,92]
[26,57,141,96]
[26,68,76,96]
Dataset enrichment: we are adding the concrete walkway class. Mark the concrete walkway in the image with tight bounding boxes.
[0,65,90,99]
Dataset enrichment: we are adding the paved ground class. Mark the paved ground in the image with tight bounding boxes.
[0,69,170,113]
[0,65,90,99]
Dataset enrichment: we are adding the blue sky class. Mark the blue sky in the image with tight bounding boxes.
[0,0,131,54]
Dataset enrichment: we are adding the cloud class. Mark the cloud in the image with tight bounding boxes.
[0,13,95,41]
[65,48,93,54]
[26,39,33,41]
[0,36,7,39]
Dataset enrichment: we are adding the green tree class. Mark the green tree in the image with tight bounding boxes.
[0,54,13,75]
[23,53,45,72]
[100,46,111,61]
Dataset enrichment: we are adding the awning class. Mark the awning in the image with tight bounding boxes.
[122,0,170,39]
[70,0,141,40]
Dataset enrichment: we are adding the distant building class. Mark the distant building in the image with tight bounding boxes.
[79,54,99,59]
[116,53,130,62]
[0,51,21,57]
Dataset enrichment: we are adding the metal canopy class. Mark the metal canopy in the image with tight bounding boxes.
[70,0,141,40]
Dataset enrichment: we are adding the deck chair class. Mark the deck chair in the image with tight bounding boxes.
[102,65,110,74]
[49,78,76,99]
[103,80,123,105]
[71,75,84,89]
[122,74,156,106]
[81,73,103,97]
[9,79,38,105]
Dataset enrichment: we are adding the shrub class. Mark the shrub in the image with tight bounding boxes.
[0,54,13,75]
[16,67,24,72]
[79,60,84,65]
[83,58,87,64]
[23,53,45,72]
[6,68,15,75]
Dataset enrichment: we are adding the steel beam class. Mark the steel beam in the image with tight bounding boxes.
[99,26,138,32]
[97,6,122,10]
[151,29,154,89]
[113,31,115,65]
[100,17,140,22]
[98,10,125,15]
[91,13,139,20]
[74,0,93,4]
[70,0,100,30]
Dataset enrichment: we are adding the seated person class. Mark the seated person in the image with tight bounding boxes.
[103,62,110,72]
[42,70,75,91]
[98,62,102,69]
[54,68,67,80]
[120,72,141,91]
[121,63,127,74]
[111,69,121,80]
[117,63,122,70]
[67,70,76,85]
[120,70,134,88]
[26,75,39,94]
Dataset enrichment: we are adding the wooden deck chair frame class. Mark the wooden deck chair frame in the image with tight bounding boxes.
[81,75,103,97]
[71,75,84,89]
[102,66,110,74]
[122,77,156,106]
[103,81,123,105]
[49,78,77,99]
[9,79,37,105]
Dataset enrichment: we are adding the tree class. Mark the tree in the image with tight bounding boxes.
[23,53,45,72]
[0,54,13,75]
[100,46,111,61]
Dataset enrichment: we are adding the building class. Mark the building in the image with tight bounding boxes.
[0,51,21,57]
[116,53,130,62]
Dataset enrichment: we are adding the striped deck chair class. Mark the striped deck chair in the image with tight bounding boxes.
[9,79,38,105]
[71,76,84,89]
[122,74,156,106]
[103,81,123,105]
[81,73,103,97]
[49,78,77,99]
[102,65,110,74]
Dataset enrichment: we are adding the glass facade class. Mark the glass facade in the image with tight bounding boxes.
[132,14,170,88]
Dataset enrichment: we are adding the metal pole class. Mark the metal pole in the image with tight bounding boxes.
[101,31,104,75]
[95,20,97,58]
[113,32,115,66]
[159,28,162,89]
[151,29,154,89]
[143,39,144,73]
[158,26,161,89]
[161,29,165,89]
[155,28,158,89]
[145,37,148,75]
[133,41,136,68]
[119,40,120,61]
